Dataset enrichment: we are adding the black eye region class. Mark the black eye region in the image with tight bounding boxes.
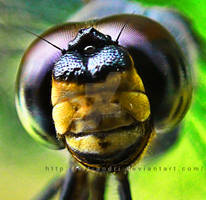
[67,27,116,52]
[52,27,132,84]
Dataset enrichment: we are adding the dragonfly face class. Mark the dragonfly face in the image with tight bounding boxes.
[15,0,198,199]
[51,27,153,171]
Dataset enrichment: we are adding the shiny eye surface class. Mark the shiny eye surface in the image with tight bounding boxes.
[83,45,96,54]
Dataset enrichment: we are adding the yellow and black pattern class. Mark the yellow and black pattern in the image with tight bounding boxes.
[67,117,154,172]
[51,45,154,171]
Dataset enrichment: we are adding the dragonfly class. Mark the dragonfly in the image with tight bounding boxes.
[0,0,206,199]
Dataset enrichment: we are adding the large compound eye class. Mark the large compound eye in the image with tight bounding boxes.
[15,23,80,150]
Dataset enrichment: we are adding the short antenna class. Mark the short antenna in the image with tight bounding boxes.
[24,29,66,53]
[116,23,127,43]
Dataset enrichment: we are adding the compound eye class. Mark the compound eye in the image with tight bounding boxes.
[83,45,96,54]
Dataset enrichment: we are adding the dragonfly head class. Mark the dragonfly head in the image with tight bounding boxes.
[51,27,153,172]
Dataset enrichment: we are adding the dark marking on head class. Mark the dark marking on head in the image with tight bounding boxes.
[52,27,132,84]
[67,27,117,51]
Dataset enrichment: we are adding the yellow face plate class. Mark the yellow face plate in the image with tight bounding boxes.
[51,58,153,171]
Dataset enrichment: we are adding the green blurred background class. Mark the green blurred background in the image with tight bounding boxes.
[0,0,205,199]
